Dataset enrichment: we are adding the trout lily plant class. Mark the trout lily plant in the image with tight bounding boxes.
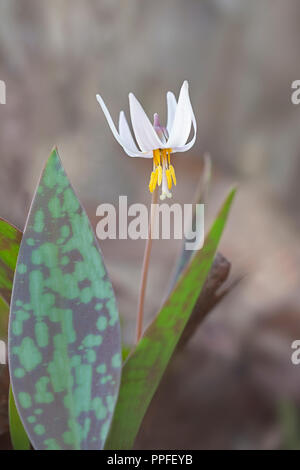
[96,80,197,200]
[0,81,235,451]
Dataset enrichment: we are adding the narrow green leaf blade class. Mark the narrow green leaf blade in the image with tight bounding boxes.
[9,386,30,450]
[0,219,22,305]
[0,220,27,450]
[105,188,236,450]
[168,153,212,293]
[9,149,122,450]
[0,294,9,341]
[0,219,22,341]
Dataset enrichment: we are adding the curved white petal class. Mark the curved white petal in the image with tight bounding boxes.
[166,91,177,134]
[172,97,197,153]
[96,94,144,157]
[167,81,195,149]
[119,111,141,154]
[119,111,153,158]
[96,95,125,147]
[129,93,163,152]
[123,148,153,158]
[119,112,153,158]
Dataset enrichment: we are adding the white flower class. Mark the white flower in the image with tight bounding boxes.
[96,80,196,200]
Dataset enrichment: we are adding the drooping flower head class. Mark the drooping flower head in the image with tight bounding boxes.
[96,81,196,200]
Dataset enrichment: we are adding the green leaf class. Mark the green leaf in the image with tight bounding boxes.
[105,188,236,450]
[122,345,132,362]
[9,386,30,450]
[0,294,9,341]
[9,148,122,450]
[0,218,22,305]
[0,221,29,450]
[168,153,212,293]
[0,219,22,341]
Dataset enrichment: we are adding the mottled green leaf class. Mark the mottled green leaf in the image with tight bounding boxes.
[105,188,236,450]
[9,149,122,450]
[0,219,22,305]
[9,386,30,450]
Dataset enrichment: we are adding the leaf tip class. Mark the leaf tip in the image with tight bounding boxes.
[45,147,63,174]
[49,145,60,160]
[228,185,237,200]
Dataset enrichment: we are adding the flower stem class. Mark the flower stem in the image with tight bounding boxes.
[136,187,158,343]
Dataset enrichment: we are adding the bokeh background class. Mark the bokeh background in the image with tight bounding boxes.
[1,0,300,450]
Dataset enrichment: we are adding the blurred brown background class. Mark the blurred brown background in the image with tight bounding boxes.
[1,0,300,450]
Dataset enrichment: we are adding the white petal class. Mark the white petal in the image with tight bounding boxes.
[166,91,177,134]
[96,94,145,157]
[123,148,152,158]
[129,93,163,152]
[166,81,194,149]
[119,111,153,158]
[172,97,197,153]
[119,112,153,158]
[119,111,139,152]
[96,95,125,147]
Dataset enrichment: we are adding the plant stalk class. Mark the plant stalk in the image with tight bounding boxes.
[136,187,158,343]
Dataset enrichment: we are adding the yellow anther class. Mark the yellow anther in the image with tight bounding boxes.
[153,149,160,167]
[169,164,176,186]
[158,150,161,165]
[157,165,162,186]
[166,169,172,190]
[152,148,174,194]
[149,172,154,193]
[149,169,159,193]
[167,149,171,165]
[153,167,158,189]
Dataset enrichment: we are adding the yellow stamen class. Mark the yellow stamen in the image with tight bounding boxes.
[169,164,176,186]
[167,149,171,165]
[151,148,174,194]
[153,167,158,189]
[161,148,172,165]
[148,172,154,193]
[153,149,160,167]
[157,165,162,186]
[166,169,172,190]
[149,168,159,193]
